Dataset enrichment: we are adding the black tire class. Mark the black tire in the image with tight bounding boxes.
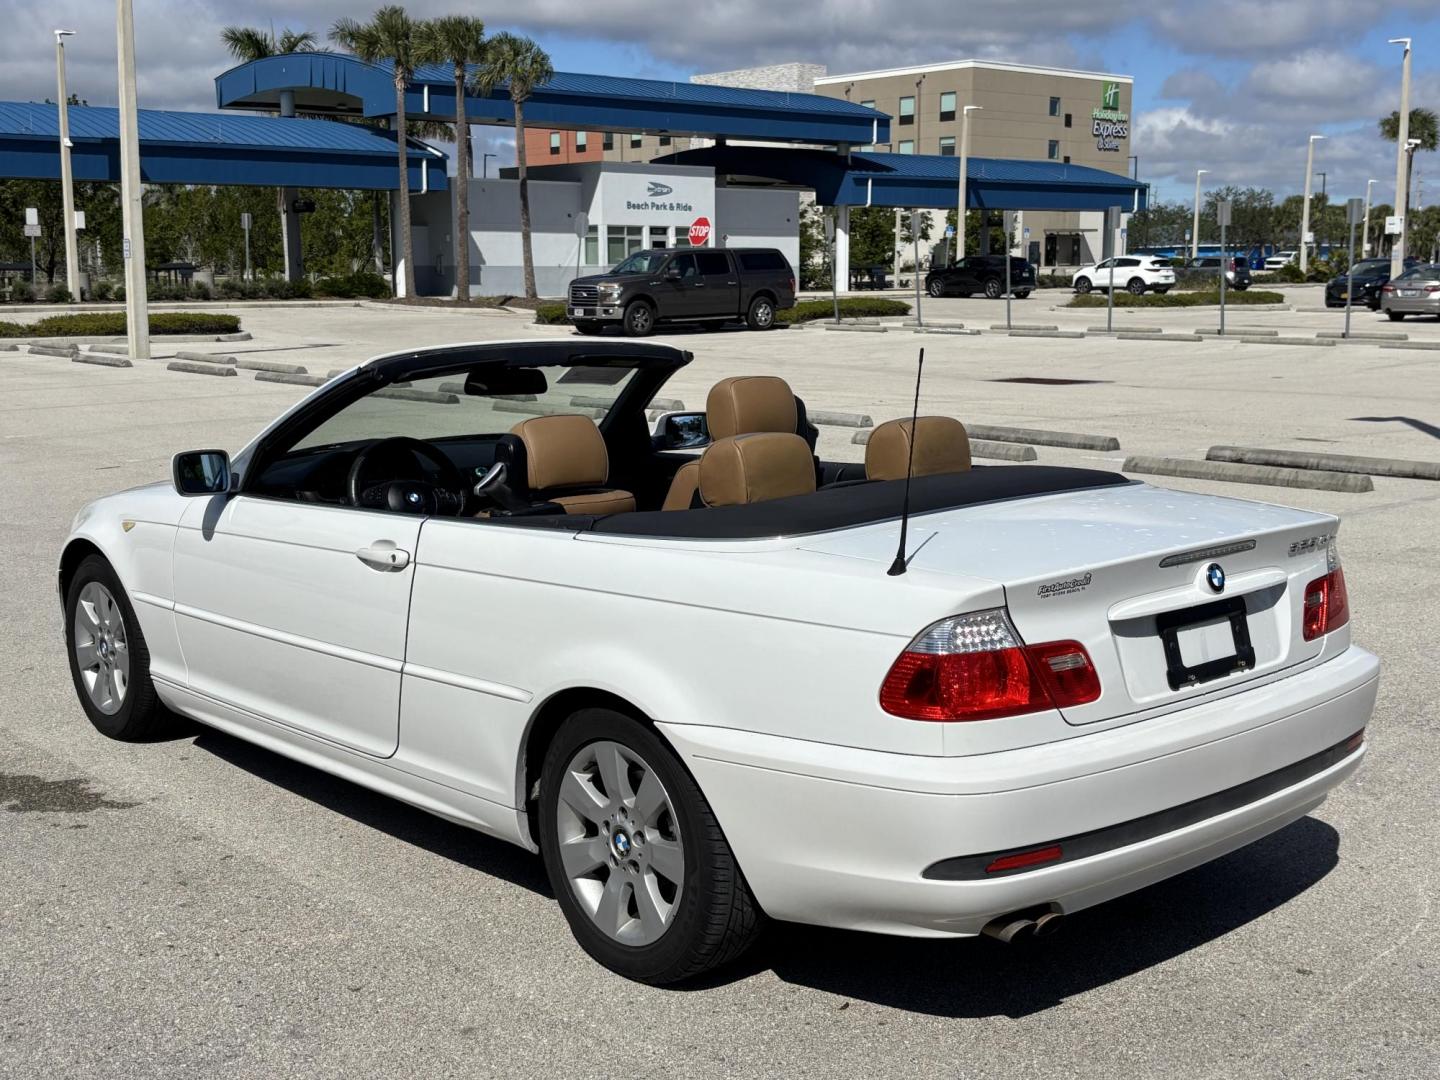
[64,554,170,741]
[622,301,655,337]
[745,295,776,331]
[539,707,765,985]
[983,278,1003,299]
[927,278,945,298]
[1387,311,1406,321]
[1014,289,1031,299]
[1153,287,1171,295]
[1074,276,1092,294]
[572,320,604,336]
[1127,277,1147,296]
[1233,283,1249,292]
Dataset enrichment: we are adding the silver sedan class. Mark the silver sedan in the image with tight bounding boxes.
[1381,263,1440,320]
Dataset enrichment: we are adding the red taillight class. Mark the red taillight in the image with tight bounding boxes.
[1381,283,1396,293]
[985,845,1063,874]
[789,276,796,294]
[1426,285,1440,294]
[1303,567,1349,640]
[879,609,1100,722]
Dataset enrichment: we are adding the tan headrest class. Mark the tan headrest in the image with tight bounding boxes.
[510,414,608,490]
[865,416,972,481]
[699,433,817,507]
[707,376,798,440]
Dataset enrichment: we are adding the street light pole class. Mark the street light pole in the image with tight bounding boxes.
[115,0,149,359]
[55,29,80,302]
[482,152,496,179]
[1388,37,1412,278]
[1362,178,1377,257]
[1300,134,1324,275]
[1190,168,1208,260]
[955,105,982,262]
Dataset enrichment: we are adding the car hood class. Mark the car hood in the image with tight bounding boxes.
[570,272,655,288]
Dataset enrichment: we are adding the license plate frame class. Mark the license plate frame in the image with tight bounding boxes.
[1400,289,1421,298]
[1156,596,1255,692]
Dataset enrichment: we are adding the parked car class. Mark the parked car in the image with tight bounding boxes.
[1380,263,1440,320]
[567,247,795,336]
[1325,258,1401,309]
[61,340,1378,985]
[1186,256,1252,291]
[925,255,1037,299]
[1072,256,1176,295]
[1265,250,1298,271]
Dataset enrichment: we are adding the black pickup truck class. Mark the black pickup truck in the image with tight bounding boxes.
[567,247,796,336]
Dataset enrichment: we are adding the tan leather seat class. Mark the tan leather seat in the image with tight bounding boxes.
[699,433,817,507]
[865,416,972,481]
[662,376,800,511]
[509,415,635,515]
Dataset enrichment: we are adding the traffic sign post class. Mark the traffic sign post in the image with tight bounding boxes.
[1104,206,1123,333]
[910,210,924,328]
[1216,199,1232,337]
[1003,210,1017,330]
[241,212,253,281]
[824,210,839,324]
[1344,197,1366,339]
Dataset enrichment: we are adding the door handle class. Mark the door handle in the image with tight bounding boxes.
[355,540,410,571]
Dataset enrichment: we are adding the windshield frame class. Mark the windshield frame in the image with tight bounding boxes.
[610,250,671,276]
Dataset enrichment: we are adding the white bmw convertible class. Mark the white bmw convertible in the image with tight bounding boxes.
[61,340,1378,984]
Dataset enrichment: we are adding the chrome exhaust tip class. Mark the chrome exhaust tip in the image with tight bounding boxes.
[981,916,1036,944]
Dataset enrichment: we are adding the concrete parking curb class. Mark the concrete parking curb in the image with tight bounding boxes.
[218,332,253,342]
[911,326,982,335]
[1087,325,1164,334]
[1207,445,1440,481]
[1,343,18,351]
[1379,341,1440,351]
[1316,331,1407,341]
[1009,329,1086,339]
[372,387,459,404]
[964,422,1120,451]
[1238,336,1336,346]
[174,351,237,365]
[1197,327,1278,336]
[236,359,308,374]
[1124,455,1374,492]
[85,343,131,355]
[167,360,236,377]
[493,399,606,420]
[810,409,874,428]
[72,354,133,368]
[29,343,79,357]
[822,323,888,332]
[1117,332,1203,341]
[851,428,1039,461]
[903,320,964,329]
[253,371,327,387]
[991,323,1058,331]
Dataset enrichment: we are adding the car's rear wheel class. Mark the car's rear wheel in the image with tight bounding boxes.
[1388,311,1407,321]
[622,301,655,337]
[65,554,169,741]
[539,707,765,985]
[983,278,1003,299]
[1014,289,1031,299]
[1127,277,1147,295]
[572,320,604,336]
[927,278,945,298]
[745,295,776,331]
[1153,287,1171,294]
[1074,276,1092,294]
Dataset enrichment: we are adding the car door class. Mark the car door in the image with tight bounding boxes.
[659,252,705,319]
[172,495,421,757]
[695,250,739,317]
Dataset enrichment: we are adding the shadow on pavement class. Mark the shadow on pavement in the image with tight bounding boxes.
[1351,416,1440,441]
[193,728,552,898]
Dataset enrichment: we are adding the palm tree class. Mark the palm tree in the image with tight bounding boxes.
[472,32,554,299]
[416,16,486,303]
[331,6,420,299]
[220,26,317,62]
[1380,107,1439,214]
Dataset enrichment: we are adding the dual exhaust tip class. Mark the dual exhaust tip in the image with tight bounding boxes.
[980,906,1065,945]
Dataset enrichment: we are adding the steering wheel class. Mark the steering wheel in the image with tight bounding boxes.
[347,436,468,517]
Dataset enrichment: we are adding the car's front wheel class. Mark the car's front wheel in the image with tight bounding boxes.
[572,320,604,336]
[927,278,945,298]
[1127,277,1148,295]
[1014,289,1032,299]
[539,707,765,985]
[745,295,776,330]
[1388,311,1407,321]
[1074,276,1092,294]
[622,301,655,337]
[65,554,169,741]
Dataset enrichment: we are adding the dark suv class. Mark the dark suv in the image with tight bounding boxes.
[1325,257,1415,309]
[1186,256,1252,291]
[925,255,1037,299]
[566,247,796,336]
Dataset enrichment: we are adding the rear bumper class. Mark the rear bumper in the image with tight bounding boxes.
[661,645,1378,937]
[1381,295,1440,315]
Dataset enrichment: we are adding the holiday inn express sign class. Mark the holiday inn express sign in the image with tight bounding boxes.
[1092,80,1128,152]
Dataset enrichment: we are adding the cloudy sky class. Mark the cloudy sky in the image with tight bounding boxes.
[4,1,1439,203]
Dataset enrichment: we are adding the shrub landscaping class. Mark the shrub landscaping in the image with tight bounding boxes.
[776,297,912,324]
[0,312,242,338]
[534,302,569,325]
[1066,289,1286,308]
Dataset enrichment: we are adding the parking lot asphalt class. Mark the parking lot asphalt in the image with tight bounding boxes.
[2,296,1438,1079]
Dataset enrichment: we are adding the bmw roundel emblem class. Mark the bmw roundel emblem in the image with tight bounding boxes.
[1205,563,1226,593]
[407,491,422,506]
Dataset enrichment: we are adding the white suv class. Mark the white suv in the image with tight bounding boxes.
[1072,256,1175,295]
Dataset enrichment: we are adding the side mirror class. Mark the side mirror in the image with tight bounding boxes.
[656,411,710,450]
[172,449,232,496]
[664,266,683,282]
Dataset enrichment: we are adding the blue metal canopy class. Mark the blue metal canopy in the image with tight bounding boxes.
[656,146,1148,212]
[216,53,889,146]
[0,101,446,190]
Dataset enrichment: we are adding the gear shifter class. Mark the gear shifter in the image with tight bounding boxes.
[473,462,507,497]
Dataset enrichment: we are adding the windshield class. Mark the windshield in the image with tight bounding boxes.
[611,251,670,275]
[1351,261,1390,278]
[1396,264,1440,282]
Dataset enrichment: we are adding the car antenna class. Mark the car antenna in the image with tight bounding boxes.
[887,347,925,577]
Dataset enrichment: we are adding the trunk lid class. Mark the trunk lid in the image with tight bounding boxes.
[799,482,1339,726]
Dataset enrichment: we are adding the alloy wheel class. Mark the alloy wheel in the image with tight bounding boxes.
[73,582,130,715]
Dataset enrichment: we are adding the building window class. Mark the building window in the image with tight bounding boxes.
[607,225,643,264]
[1049,96,1061,117]
[575,131,588,152]
[548,132,560,156]
[898,139,915,154]
[1064,113,1072,128]
[1063,155,1071,164]
[602,132,614,151]
[648,226,669,248]
[939,91,956,122]
[898,96,915,125]
[672,228,690,248]
[1048,140,1060,160]
[860,99,876,110]
[630,133,643,148]
[658,135,671,146]
[939,136,956,156]
[584,225,599,265]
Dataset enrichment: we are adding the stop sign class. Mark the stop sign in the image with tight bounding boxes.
[688,217,711,246]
